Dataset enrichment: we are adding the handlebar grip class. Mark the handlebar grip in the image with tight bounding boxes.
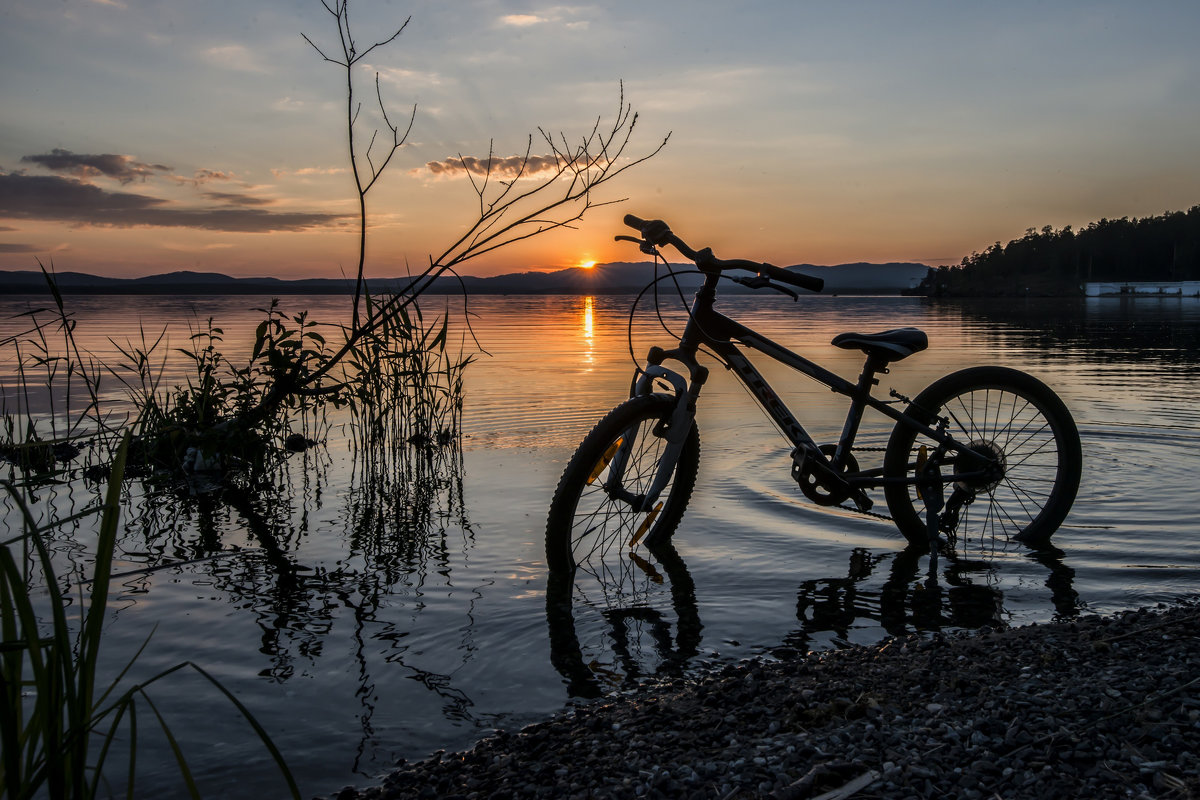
[758,262,824,293]
[623,214,647,231]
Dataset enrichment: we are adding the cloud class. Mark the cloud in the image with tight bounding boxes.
[22,150,239,191]
[271,166,348,178]
[0,173,348,233]
[203,191,274,207]
[160,242,236,252]
[375,66,447,89]
[192,168,234,183]
[201,44,269,73]
[500,14,544,27]
[166,168,239,187]
[21,149,171,184]
[0,243,39,254]
[417,153,569,180]
[270,96,339,114]
[272,96,307,112]
[497,7,590,30]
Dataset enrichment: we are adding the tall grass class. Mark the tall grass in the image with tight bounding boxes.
[1,273,470,797]
[344,293,469,449]
[339,292,471,561]
[0,265,115,483]
[0,434,300,799]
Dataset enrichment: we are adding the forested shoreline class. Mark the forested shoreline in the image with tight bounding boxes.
[914,205,1200,297]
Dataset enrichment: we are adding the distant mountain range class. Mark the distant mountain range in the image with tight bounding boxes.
[0,260,931,296]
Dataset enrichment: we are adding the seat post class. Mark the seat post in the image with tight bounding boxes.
[856,354,888,393]
[834,354,888,466]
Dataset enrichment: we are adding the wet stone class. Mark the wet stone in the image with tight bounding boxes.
[315,602,1200,800]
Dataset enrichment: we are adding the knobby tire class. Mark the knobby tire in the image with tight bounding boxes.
[546,394,700,573]
[883,366,1082,548]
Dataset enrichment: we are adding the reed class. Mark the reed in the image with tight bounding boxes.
[2,237,465,800]
[0,433,300,799]
[0,264,114,485]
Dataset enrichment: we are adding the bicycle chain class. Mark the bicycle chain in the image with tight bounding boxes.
[833,445,894,521]
[828,446,980,527]
[836,503,894,522]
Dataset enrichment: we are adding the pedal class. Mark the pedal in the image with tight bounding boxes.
[789,447,807,482]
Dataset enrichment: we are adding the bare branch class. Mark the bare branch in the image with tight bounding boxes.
[300,32,345,66]
[360,73,412,194]
[352,16,410,63]
[365,128,379,178]
[267,20,667,411]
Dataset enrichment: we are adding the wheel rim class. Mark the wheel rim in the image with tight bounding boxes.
[908,386,1065,545]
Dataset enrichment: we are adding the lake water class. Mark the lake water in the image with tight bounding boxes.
[3,292,1199,798]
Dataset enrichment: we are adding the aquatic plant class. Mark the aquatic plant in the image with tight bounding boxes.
[3,0,666,478]
[0,2,667,794]
[0,434,299,799]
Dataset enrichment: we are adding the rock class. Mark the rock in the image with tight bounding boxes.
[321,601,1200,800]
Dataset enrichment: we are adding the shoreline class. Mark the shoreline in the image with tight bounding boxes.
[320,600,1200,799]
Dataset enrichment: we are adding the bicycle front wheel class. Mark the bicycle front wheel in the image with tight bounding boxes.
[883,366,1082,548]
[546,394,700,573]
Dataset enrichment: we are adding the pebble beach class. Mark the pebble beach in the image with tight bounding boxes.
[320,601,1200,799]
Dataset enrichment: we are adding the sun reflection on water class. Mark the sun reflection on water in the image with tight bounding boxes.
[7,293,1200,798]
[581,295,595,369]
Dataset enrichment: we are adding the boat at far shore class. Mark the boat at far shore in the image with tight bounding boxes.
[1085,281,1200,297]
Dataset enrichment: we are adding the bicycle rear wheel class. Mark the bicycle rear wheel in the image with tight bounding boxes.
[883,366,1082,549]
[546,394,700,573]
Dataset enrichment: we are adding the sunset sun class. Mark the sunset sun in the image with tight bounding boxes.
[579,260,596,270]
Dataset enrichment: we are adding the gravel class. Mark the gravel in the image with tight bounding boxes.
[319,601,1200,799]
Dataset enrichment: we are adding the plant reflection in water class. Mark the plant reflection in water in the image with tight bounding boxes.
[110,414,474,769]
[546,536,1081,697]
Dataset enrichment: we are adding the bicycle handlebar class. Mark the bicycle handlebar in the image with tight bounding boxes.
[622,214,824,293]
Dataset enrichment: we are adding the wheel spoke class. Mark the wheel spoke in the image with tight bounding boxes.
[884,369,1081,556]
[548,397,698,579]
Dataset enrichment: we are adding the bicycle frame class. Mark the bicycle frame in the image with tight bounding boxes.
[618,270,991,512]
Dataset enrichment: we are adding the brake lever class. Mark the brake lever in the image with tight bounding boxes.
[731,275,799,301]
[614,234,661,257]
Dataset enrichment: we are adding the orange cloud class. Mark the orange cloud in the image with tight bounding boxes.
[500,14,543,26]
[271,166,348,178]
[417,153,569,180]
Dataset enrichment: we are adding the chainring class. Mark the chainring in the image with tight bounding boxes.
[794,443,859,506]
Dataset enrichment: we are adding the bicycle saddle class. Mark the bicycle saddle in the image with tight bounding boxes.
[831,328,929,361]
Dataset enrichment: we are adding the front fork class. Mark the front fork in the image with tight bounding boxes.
[607,362,701,513]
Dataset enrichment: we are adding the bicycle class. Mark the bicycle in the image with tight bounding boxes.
[546,215,1083,575]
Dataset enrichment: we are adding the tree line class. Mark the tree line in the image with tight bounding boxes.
[915,204,1200,296]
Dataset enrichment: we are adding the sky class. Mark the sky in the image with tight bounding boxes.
[2,0,1199,279]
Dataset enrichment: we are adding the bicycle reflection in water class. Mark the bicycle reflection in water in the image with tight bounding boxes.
[546,542,701,699]
[545,540,1081,697]
[784,543,1081,654]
